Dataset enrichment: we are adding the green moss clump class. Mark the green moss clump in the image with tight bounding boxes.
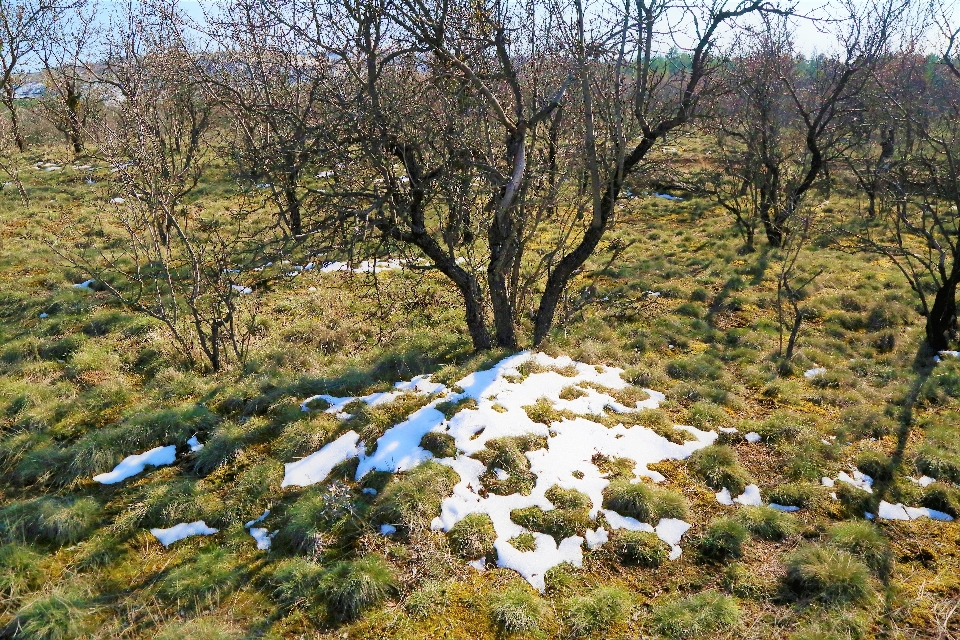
[784,544,872,603]
[419,431,457,458]
[373,461,459,531]
[650,590,739,638]
[602,480,688,522]
[562,586,632,638]
[698,517,749,561]
[609,530,668,566]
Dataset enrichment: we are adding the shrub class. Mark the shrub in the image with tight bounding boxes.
[562,586,632,638]
[735,506,797,541]
[420,431,458,458]
[602,480,688,522]
[270,557,325,610]
[447,513,497,560]
[374,461,460,531]
[698,517,749,561]
[11,588,85,640]
[784,545,872,603]
[650,590,739,638]
[827,522,891,576]
[609,530,668,566]
[489,584,546,634]
[687,446,753,494]
[323,555,398,621]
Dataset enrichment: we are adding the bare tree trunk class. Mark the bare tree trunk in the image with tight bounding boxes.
[3,85,25,152]
[927,276,958,352]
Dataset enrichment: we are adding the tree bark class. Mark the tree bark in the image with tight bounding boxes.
[926,277,958,352]
[3,85,25,152]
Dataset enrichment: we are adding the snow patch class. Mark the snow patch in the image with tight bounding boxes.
[744,432,761,443]
[73,279,95,291]
[769,503,800,512]
[280,431,363,488]
[151,521,218,546]
[93,445,176,484]
[836,470,873,493]
[804,367,827,378]
[733,484,762,506]
[715,488,734,505]
[908,476,936,487]
[878,500,953,522]
[187,435,204,452]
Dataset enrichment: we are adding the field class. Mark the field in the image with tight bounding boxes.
[2,144,960,640]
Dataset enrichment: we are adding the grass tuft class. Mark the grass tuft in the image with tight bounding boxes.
[561,586,632,638]
[322,555,398,622]
[734,506,797,541]
[687,445,753,494]
[602,480,688,522]
[650,589,739,638]
[784,544,872,604]
[447,513,497,560]
[609,530,668,566]
[697,517,749,561]
[488,583,546,634]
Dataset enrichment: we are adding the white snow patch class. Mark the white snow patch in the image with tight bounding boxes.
[151,521,218,546]
[908,476,936,487]
[878,500,953,522]
[837,470,873,493]
[585,527,608,550]
[380,523,397,535]
[232,285,252,295]
[285,352,716,590]
[110,197,125,204]
[280,431,363,488]
[654,192,683,201]
[821,477,835,487]
[804,367,827,378]
[187,435,203,452]
[468,558,487,571]
[245,509,270,528]
[716,488,734,505]
[733,484,762,506]
[39,312,49,318]
[248,527,276,550]
[718,427,739,434]
[93,445,176,484]
[744,431,761,443]
[769,503,800,512]
[362,487,377,495]
[73,279,95,291]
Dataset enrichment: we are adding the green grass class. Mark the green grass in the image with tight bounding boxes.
[10,588,86,640]
[601,480,688,522]
[609,530,668,566]
[322,555,398,622]
[561,586,632,638]
[650,590,739,638]
[784,545,873,604]
[686,445,754,494]
[488,583,546,634]
[734,505,797,541]
[447,513,497,559]
[697,517,749,561]
[372,462,460,531]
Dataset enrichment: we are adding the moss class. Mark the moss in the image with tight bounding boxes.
[545,485,592,510]
[508,532,537,552]
[447,513,497,560]
[768,483,820,508]
[510,506,591,543]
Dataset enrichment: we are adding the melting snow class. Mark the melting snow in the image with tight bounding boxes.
[151,521,218,546]
[733,484,762,506]
[837,470,873,493]
[744,432,761,443]
[715,488,734,505]
[380,524,397,535]
[769,503,800,512]
[281,431,363,488]
[73,279,95,291]
[908,476,936,487]
[804,367,827,378]
[585,527,609,549]
[821,477,835,487]
[110,197,125,204]
[286,352,713,589]
[877,500,953,521]
[187,435,204,452]
[654,193,683,201]
[248,527,276,549]
[93,445,176,484]
[232,285,253,295]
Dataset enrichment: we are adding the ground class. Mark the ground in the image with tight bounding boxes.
[1,146,959,639]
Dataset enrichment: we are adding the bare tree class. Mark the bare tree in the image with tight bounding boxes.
[850,8,960,352]
[260,0,786,351]
[0,0,58,151]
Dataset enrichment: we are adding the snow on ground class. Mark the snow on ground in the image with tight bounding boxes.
[320,259,404,274]
[877,500,953,521]
[151,521,218,546]
[908,476,936,487]
[299,374,448,419]
[93,445,177,484]
[836,469,874,493]
[744,432,761,443]
[187,435,204,452]
[733,484,762,506]
[281,431,362,488]
[804,366,827,378]
[654,193,683,201]
[283,351,714,589]
[73,279,95,291]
